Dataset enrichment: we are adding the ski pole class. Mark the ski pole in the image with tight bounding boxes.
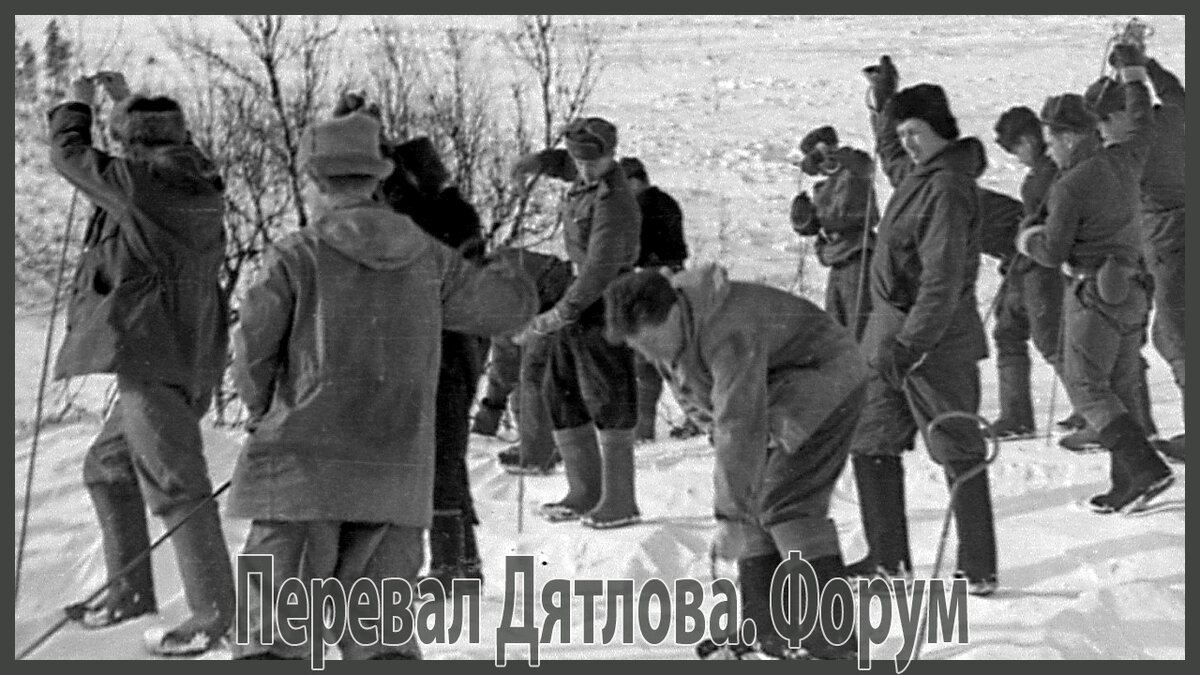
[850,149,879,340]
[16,189,80,608]
[16,479,232,660]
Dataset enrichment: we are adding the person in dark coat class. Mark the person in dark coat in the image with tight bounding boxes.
[619,156,693,442]
[380,133,491,588]
[1084,47,1185,461]
[847,56,999,596]
[49,72,235,656]
[788,124,878,342]
[498,250,576,473]
[1017,44,1173,513]
[992,107,1072,439]
[227,111,537,660]
[604,265,868,659]
[510,117,643,529]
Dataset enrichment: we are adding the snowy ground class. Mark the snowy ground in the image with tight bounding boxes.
[14,14,1184,662]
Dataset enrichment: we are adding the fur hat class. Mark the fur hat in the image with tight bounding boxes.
[394,136,449,193]
[1083,76,1126,119]
[298,112,394,178]
[109,95,189,147]
[563,117,618,160]
[618,157,648,181]
[799,125,838,155]
[891,84,960,140]
[1039,93,1097,134]
[993,106,1042,150]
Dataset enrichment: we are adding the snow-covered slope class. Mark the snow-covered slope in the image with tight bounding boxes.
[14,14,1185,662]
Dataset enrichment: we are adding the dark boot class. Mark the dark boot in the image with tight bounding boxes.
[1094,414,1174,514]
[802,554,858,659]
[848,456,912,578]
[696,551,781,660]
[424,514,463,585]
[460,518,483,584]
[65,482,157,628]
[582,429,641,528]
[541,424,602,521]
[1132,359,1159,439]
[992,358,1035,439]
[741,552,784,653]
[470,400,506,437]
[1056,412,1086,431]
[148,498,235,656]
[946,461,998,595]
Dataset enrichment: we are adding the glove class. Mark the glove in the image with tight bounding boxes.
[93,71,130,102]
[862,55,899,111]
[789,192,819,235]
[1109,43,1148,69]
[511,306,572,346]
[70,76,96,106]
[875,338,925,389]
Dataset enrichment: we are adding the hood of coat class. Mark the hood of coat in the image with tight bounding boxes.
[669,262,733,325]
[311,198,432,271]
[914,136,987,179]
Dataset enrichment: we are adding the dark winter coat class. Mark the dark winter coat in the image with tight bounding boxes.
[790,146,879,267]
[1006,153,1059,276]
[635,186,689,269]
[650,264,870,522]
[864,105,988,363]
[977,187,1024,268]
[227,197,537,526]
[557,162,642,323]
[1141,59,1185,251]
[1023,79,1152,272]
[47,102,228,393]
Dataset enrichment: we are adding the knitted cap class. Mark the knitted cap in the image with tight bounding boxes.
[891,83,960,140]
[109,95,188,146]
[799,125,838,155]
[993,105,1042,150]
[563,117,618,160]
[298,112,394,178]
[1039,93,1097,134]
[1084,76,1126,119]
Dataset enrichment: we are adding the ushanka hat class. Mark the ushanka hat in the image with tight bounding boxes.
[1039,93,1097,134]
[1083,76,1126,120]
[563,117,618,160]
[799,125,838,155]
[298,112,394,178]
[891,83,960,140]
[109,95,189,146]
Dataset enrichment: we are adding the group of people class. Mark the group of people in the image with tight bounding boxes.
[44,24,1181,662]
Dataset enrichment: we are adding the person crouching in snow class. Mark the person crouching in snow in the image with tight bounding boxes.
[225,111,537,660]
[50,71,235,657]
[603,265,869,660]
